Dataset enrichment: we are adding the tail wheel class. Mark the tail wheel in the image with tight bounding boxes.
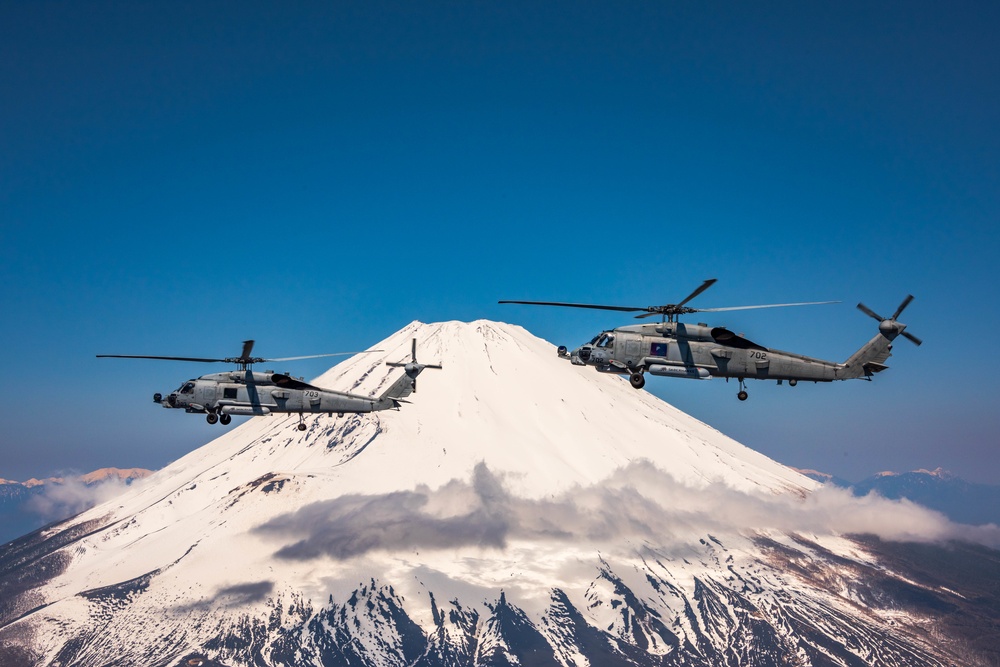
[737,390,749,401]
[629,373,645,389]
[297,422,307,431]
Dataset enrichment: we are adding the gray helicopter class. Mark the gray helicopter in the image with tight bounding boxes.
[501,279,920,400]
[98,339,441,429]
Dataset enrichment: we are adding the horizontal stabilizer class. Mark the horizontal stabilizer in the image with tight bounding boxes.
[862,361,890,374]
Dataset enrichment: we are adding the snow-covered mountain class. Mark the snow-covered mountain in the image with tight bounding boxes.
[0,321,996,666]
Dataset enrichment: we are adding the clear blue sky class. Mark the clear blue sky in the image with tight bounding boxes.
[2,1,997,483]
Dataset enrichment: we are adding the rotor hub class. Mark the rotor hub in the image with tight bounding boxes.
[879,319,899,337]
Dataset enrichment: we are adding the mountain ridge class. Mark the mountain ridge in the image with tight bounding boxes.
[0,467,152,488]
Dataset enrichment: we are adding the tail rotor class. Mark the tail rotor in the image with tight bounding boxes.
[857,295,922,346]
[386,338,442,393]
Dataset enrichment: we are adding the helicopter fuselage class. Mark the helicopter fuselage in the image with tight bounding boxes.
[564,321,898,396]
[101,337,440,429]
[157,370,395,422]
[502,282,917,401]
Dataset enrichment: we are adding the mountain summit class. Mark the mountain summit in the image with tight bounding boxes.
[0,321,994,666]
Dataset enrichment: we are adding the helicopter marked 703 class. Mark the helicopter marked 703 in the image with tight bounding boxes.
[97,339,441,430]
[500,279,921,401]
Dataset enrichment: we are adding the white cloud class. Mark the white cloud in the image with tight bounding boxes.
[24,475,137,523]
[255,460,1000,560]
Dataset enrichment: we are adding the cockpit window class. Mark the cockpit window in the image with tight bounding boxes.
[179,382,195,394]
[596,334,614,348]
[589,333,603,345]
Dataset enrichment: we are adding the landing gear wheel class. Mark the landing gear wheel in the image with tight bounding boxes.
[737,390,749,401]
[206,413,219,424]
[297,422,307,431]
[219,413,232,425]
[629,373,645,389]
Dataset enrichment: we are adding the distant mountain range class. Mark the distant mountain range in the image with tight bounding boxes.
[0,468,152,545]
[793,467,1000,526]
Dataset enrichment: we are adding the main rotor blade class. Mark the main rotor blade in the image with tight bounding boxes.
[498,300,645,313]
[266,351,381,362]
[634,300,839,318]
[856,303,884,321]
[675,279,718,309]
[891,295,914,320]
[96,354,227,363]
[240,340,255,360]
[697,300,840,312]
[902,331,923,346]
[502,285,833,320]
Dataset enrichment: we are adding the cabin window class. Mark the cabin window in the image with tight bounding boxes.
[223,387,238,399]
[650,342,667,356]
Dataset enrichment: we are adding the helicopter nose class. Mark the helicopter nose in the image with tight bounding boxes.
[167,393,178,407]
[577,346,592,362]
[589,349,608,364]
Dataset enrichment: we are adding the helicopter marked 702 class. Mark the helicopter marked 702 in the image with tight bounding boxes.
[97,339,441,430]
[500,279,921,401]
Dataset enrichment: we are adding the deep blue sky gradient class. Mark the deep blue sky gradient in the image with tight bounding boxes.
[2,2,998,483]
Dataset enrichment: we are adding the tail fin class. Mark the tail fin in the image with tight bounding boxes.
[841,334,894,379]
[381,339,442,400]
